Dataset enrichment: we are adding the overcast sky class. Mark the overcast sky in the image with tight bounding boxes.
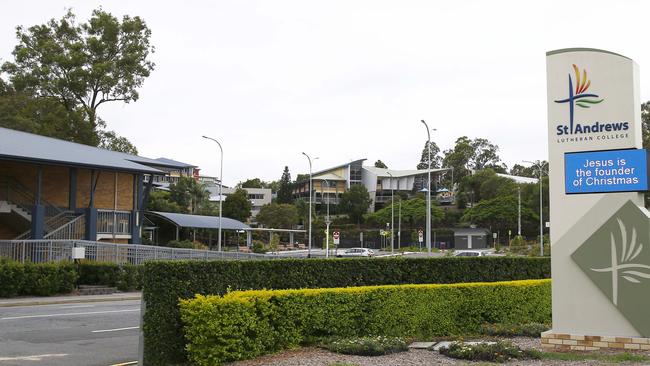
[2,1,649,185]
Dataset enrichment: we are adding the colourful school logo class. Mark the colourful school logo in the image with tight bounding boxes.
[554,65,618,136]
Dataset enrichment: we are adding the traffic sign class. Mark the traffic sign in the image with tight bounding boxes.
[418,229,423,243]
[333,231,340,245]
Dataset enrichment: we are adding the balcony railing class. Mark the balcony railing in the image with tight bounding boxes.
[97,210,131,235]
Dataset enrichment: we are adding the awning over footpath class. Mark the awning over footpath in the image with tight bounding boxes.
[146,211,250,230]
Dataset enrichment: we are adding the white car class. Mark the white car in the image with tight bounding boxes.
[336,248,375,257]
[453,250,486,257]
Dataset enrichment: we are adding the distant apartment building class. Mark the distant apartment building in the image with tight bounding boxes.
[204,182,272,222]
[147,157,199,187]
[293,159,448,212]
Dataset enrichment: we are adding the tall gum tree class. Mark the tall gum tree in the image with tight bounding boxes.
[1,8,155,151]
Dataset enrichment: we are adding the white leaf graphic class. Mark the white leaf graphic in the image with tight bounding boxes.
[591,217,650,305]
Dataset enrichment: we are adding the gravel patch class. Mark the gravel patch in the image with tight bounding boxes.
[227,337,650,366]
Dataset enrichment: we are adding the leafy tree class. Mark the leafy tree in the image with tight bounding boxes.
[98,130,138,154]
[457,169,517,204]
[510,164,537,178]
[147,190,184,213]
[295,199,309,225]
[417,140,442,169]
[0,79,94,143]
[276,166,294,204]
[1,8,154,149]
[169,176,211,214]
[366,196,444,227]
[239,178,264,188]
[461,195,537,234]
[295,174,310,183]
[442,136,502,182]
[256,203,299,229]
[374,160,388,168]
[339,184,372,224]
[223,188,252,222]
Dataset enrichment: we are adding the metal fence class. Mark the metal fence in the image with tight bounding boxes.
[97,210,131,235]
[0,240,278,265]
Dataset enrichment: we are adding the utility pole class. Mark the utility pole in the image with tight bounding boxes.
[202,136,223,251]
[324,179,331,258]
[517,185,521,236]
[398,199,401,249]
[387,172,394,254]
[420,120,436,255]
[302,152,315,257]
[524,160,547,256]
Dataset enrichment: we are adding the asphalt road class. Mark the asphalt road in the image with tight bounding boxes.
[0,299,140,366]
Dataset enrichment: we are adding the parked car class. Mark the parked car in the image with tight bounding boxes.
[453,250,486,257]
[336,248,375,257]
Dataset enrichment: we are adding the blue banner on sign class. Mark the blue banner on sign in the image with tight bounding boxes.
[565,149,649,194]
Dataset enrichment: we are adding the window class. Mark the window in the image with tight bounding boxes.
[349,162,362,182]
[248,194,265,200]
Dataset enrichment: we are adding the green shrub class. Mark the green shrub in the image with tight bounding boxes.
[167,240,194,249]
[77,262,142,291]
[0,259,25,297]
[0,260,77,297]
[439,341,541,363]
[480,322,550,338]
[251,240,266,253]
[322,336,408,356]
[179,280,551,365]
[142,256,550,366]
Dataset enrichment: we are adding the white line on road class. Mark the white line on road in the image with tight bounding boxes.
[0,353,67,361]
[92,326,139,333]
[0,309,139,320]
[59,304,95,309]
[110,361,137,366]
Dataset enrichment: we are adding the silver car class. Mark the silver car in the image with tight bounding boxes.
[336,248,375,257]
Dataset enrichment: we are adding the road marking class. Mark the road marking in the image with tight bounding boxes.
[92,326,139,333]
[0,309,139,320]
[59,304,95,309]
[0,353,67,361]
[109,361,137,366]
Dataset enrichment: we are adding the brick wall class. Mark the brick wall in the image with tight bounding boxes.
[0,221,19,239]
[2,161,136,212]
[541,331,650,351]
[76,169,135,210]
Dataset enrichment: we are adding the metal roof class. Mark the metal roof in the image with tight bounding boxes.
[364,166,449,178]
[312,173,346,181]
[155,157,197,168]
[147,211,250,230]
[0,127,164,174]
[497,173,539,184]
[309,159,367,177]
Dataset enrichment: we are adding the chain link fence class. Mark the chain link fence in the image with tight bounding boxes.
[0,240,277,264]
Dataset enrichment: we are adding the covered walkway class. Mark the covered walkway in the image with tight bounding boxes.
[144,211,306,247]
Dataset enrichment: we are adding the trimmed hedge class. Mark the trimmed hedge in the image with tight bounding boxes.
[180,280,552,365]
[142,256,550,365]
[0,260,142,298]
[0,259,77,297]
[77,261,143,291]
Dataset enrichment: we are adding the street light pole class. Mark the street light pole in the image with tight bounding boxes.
[398,198,401,249]
[524,160,547,256]
[323,179,331,258]
[387,172,394,254]
[302,152,314,258]
[517,186,521,236]
[202,135,223,251]
[420,120,436,255]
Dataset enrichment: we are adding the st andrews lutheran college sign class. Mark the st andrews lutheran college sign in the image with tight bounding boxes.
[543,49,650,351]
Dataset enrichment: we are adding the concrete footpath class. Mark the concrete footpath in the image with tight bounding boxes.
[0,292,141,307]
